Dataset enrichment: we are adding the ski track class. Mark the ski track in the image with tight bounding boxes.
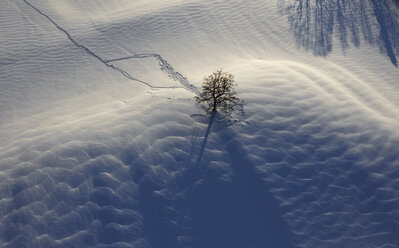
[21,0,197,93]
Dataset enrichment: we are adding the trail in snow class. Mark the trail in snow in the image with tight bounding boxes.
[106,54,200,95]
[21,0,196,92]
[22,0,213,180]
[2,1,399,247]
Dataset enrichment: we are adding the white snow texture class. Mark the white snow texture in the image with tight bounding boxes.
[1,0,399,248]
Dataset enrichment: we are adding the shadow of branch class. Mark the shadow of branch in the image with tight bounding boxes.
[282,0,399,67]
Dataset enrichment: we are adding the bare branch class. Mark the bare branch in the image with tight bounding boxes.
[195,70,242,115]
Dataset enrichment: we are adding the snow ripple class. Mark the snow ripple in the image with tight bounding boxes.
[230,60,399,248]
[21,0,195,93]
[1,0,399,247]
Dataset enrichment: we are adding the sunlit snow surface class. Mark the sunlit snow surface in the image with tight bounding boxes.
[1,0,399,247]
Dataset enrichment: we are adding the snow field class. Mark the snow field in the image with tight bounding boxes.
[227,59,399,248]
[0,90,197,247]
[1,0,399,247]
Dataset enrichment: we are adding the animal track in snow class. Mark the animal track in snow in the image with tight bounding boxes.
[22,0,198,93]
[106,54,200,95]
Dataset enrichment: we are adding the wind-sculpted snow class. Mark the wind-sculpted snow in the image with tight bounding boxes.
[2,59,399,247]
[0,0,200,123]
[20,0,148,87]
[229,60,399,248]
[0,92,196,248]
[1,0,399,247]
[21,0,196,92]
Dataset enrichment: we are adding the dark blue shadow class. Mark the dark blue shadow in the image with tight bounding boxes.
[138,124,294,248]
[282,0,399,66]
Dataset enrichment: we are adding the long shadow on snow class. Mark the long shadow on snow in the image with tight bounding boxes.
[282,0,399,66]
[138,115,294,248]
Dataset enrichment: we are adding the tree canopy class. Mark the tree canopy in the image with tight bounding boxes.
[195,70,240,114]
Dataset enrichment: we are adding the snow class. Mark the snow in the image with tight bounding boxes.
[1,0,399,247]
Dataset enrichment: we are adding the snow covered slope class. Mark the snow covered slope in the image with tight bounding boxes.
[1,0,399,247]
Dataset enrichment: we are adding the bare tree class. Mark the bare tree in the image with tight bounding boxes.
[195,70,240,114]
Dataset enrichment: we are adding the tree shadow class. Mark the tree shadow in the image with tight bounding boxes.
[175,133,294,248]
[196,110,217,166]
[193,104,246,165]
[281,0,399,66]
[138,122,294,248]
